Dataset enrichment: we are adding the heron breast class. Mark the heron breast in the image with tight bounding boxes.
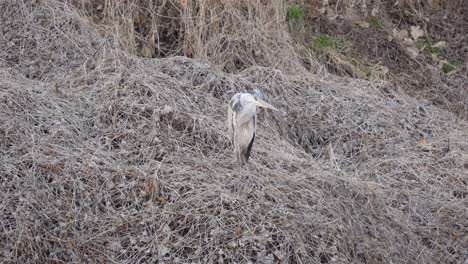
[236,118,255,149]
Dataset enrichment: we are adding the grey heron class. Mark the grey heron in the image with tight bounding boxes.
[227,89,278,186]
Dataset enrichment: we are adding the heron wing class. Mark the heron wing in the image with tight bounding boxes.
[244,126,255,163]
[227,103,234,143]
[228,93,242,144]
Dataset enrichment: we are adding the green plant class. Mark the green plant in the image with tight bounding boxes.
[312,34,338,50]
[418,38,439,53]
[369,16,383,30]
[441,62,456,73]
[287,4,304,22]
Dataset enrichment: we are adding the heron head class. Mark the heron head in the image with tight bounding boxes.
[245,89,263,100]
[249,92,278,111]
[252,89,263,100]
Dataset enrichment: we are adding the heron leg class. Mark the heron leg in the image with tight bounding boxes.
[245,162,251,187]
[245,162,257,189]
[235,151,244,193]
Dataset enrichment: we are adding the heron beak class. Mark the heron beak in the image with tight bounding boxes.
[255,99,278,111]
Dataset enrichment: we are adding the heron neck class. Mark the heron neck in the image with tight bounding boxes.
[237,103,257,125]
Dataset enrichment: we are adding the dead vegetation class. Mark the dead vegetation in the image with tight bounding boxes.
[1,0,467,263]
[299,0,467,119]
[67,0,306,74]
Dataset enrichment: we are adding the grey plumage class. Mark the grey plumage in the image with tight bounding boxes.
[227,89,278,172]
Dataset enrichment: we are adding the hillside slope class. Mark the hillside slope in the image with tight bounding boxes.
[1,0,467,263]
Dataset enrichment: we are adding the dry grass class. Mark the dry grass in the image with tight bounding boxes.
[1,0,468,263]
[0,0,99,81]
[67,0,307,74]
[301,0,468,119]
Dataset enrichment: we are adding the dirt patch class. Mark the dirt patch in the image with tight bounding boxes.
[300,0,467,119]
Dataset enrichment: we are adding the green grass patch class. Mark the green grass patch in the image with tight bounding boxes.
[311,34,339,50]
[287,4,304,22]
[441,62,456,73]
[369,16,383,30]
[307,33,385,79]
[418,38,439,53]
